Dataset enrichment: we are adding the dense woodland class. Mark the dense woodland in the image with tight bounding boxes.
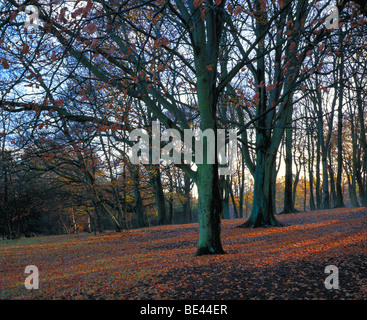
[0,0,366,256]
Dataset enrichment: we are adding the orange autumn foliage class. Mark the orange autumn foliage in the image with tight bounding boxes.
[1,207,367,300]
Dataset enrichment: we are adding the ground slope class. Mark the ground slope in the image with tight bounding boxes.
[1,207,366,300]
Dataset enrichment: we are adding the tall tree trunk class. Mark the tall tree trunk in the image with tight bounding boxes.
[71,207,77,233]
[2,155,12,239]
[229,177,239,218]
[193,108,225,254]
[131,167,147,228]
[303,156,307,212]
[86,212,92,233]
[152,166,167,225]
[272,155,279,215]
[239,0,284,228]
[314,69,337,210]
[315,137,322,209]
[99,135,128,229]
[321,153,330,209]
[221,176,230,219]
[307,126,316,211]
[183,173,192,223]
[189,1,226,255]
[281,104,297,214]
[87,182,122,231]
[92,205,104,233]
[354,74,367,206]
[349,112,360,207]
[292,167,301,209]
[346,164,360,207]
[328,148,337,208]
[239,150,283,228]
[335,49,345,208]
[239,151,245,218]
[195,163,225,255]
[168,172,174,224]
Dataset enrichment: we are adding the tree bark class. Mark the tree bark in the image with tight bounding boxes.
[328,146,337,207]
[152,166,167,225]
[221,176,230,219]
[281,107,298,214]
[307,125,316,211]
[183,173,192,223]
[239,151,245,218]
[354,74,367,206]
[349,111,360,207]
[168,173,174,225]
[239,149,283,228]
[335,49,345,208]
[131,167,147,228]
[195,163,225,255]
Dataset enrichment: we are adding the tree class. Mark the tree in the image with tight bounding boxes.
[237,0,340,227]
[279,93,299,214]
[334,33,346,208]
[2,0,249,254]
[1,0,366,251]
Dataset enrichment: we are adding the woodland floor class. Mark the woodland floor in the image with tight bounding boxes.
[1,207,367,300]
